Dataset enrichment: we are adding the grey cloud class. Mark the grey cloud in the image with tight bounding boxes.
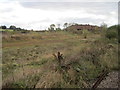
[9,0,120,2]
[0,1,118,30]
[28,18,52,24]
[20,2,117,10]
[0,8,14,13]
[118,2,120,23]
[19,2,117,15]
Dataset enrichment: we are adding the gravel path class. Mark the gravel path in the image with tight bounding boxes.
[97,71,119,88]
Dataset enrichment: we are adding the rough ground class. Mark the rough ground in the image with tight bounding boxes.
[98,71,119,88]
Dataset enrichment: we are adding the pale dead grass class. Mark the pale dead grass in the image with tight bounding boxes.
[2,31,105,88]
[35,70,62,88]
[3,64,45,87]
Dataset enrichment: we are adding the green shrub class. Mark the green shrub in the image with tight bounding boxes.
[82,29,89,38]
[105,30,117,39]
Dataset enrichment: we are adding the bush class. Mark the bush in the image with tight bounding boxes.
[1,25,7,29]
[105,30,117,39]
[82,29,89,39]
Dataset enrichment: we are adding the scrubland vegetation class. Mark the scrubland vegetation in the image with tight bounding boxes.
[2,25,119,88]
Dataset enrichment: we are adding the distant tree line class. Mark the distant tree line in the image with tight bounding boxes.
[48,22,77,31]
[0,25,7,29]
[0,25,31,33]
[0,25,24,30]
[0,22,77,32]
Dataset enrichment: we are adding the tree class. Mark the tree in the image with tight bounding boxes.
[1,25,7,29]
[100,22,108,38]
[9,25,16,30]
[50,24,55,31]
[56,24,61,31]
[101,22,107,30]
[16,27,22,31]
[63,23,68,29]
[68,23,73,26]
[48,27,51,31]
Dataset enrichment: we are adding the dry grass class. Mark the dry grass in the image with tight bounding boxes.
[2,31,118,88]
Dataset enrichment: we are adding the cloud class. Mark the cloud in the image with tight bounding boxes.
[1,0,119,2]
[0,1,118,30]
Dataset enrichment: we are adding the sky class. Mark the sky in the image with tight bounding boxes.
[0,0,119,30]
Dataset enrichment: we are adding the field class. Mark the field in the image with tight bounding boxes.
[0,29,14,32]
[2,29,118,88]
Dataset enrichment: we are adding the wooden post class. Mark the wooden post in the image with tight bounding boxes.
[57,52,63,66]
[53,52,63,66]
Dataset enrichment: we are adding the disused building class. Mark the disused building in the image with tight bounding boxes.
[66,24,101,31]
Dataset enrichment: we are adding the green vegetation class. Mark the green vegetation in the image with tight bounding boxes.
[2,25,118,88]
[0,29,14,32]
[105,25,118,40]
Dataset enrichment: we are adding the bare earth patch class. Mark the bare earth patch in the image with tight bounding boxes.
[98,71,119,88]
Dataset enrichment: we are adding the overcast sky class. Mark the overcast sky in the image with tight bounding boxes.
[0,0,119,30]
